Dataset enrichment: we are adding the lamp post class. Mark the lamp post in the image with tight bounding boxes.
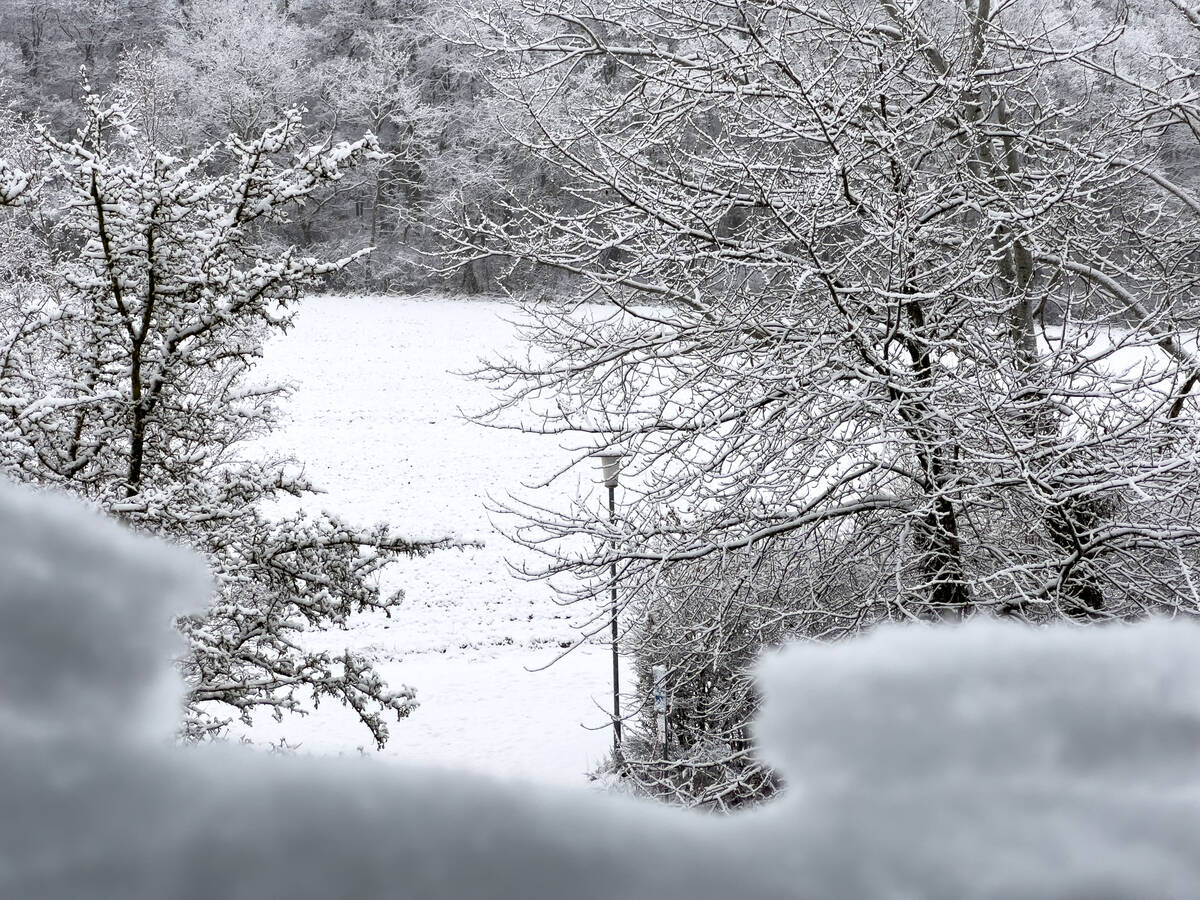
[594,452,623,757]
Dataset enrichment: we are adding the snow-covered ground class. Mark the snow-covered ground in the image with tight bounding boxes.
[243,294,622,785]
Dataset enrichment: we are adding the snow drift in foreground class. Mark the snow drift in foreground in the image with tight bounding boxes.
[2,479,1199,898]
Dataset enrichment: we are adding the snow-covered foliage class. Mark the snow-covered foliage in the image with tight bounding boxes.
[0,153,28,205]
[0,93,32,208]
[3,475,1200,898]
[0,94,445,746]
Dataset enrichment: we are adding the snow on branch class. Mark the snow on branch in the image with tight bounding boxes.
[0,157,30,206]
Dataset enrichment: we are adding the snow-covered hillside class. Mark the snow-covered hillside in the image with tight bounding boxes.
[243,294,621,783]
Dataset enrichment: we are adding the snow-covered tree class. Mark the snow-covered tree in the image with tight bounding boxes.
[306,1,554,293]
[0,92,445,745]
[168,0,315,143]
[450,0,1200,803]
[308,27,450,289]
[0,0,175,122]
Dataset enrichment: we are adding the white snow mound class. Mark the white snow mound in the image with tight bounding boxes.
[0,482,204,745]
[2,475,1200,898]
[753,622,1200,897]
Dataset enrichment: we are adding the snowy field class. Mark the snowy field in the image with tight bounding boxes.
[242,294,622,785]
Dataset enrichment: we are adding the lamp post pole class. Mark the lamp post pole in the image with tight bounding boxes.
[596,453,623,758]
[608,478,621,753]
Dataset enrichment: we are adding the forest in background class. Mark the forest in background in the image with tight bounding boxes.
[0,0,542,293]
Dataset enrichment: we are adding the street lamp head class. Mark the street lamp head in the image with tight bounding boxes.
[592,451,624,489]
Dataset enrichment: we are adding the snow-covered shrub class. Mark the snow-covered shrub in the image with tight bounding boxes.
[0,91,445,746]
[620,532,875,809]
